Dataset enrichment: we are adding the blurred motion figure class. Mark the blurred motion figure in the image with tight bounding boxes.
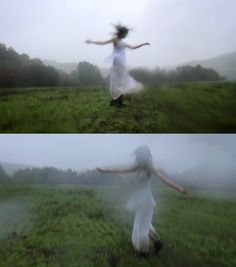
[97,145,188,256]
[86,23,150,107]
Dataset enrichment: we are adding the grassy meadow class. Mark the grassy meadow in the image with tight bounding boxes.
[0,82,235,133]
[0,185,235,267]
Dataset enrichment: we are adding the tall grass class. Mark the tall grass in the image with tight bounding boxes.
[0,82,235,132]
[0,185,235,267]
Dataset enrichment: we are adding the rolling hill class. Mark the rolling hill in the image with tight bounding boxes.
[181,51,236,80]
[44,51,236,80]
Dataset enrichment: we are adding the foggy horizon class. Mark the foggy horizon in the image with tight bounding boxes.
[1,0,236,68]
[0,134,235,176]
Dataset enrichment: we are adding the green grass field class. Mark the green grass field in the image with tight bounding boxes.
[0,185,235,267]
[0,82,235,133]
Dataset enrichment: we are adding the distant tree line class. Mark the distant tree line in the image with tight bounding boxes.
[2,164,236,191]
[0,43,223,88]
[9,166,122,185]
[0,43,105,88]
[130,65,224,85]
[0,164,160,187]
[0,164,162,187]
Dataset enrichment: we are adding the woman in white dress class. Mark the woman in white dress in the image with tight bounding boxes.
[97,145,188,256]
[86,24,150,107]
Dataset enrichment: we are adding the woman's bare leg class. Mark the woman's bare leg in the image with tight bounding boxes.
[149,225,163,253]
[149,226,159,241]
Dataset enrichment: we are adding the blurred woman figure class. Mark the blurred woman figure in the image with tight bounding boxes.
[86,24,150,107]
[97,145,188,256]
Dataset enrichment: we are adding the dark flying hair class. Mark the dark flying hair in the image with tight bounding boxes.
[113,23,129,39]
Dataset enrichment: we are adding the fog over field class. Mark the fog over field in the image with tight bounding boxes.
[1,0,235,68]
[0,134,235,187]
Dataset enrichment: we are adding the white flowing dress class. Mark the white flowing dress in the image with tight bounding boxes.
[126,169,156,253]
[107,41,143,100]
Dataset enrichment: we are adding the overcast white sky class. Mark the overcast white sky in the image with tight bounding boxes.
[0,134,235,174]
[1,0,235,68]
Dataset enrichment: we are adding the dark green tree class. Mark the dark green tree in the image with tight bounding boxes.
[76,61,105,86]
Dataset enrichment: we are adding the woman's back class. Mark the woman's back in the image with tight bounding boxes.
[113,38,126,53]
[126,167,155,211]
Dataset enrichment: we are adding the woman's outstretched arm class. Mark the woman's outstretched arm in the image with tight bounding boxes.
[151,167,188,194]
[96,165,139,174]
[124,42,150,49]
[85,38,115,45]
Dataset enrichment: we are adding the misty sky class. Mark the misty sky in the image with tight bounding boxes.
[1,0,235,68]
[0,134,235,174]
